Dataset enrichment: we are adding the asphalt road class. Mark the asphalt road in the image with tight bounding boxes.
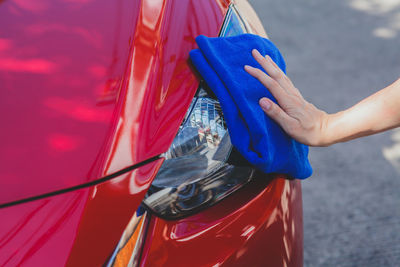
[249,0,400,266]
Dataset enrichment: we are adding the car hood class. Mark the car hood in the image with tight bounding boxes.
[0,0,229,206]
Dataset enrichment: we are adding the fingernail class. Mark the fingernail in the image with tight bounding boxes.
[265,55,271,61]
[244,65,252,71]
[260,98,271,110]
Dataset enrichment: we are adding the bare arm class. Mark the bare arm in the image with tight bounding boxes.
[244,49,400,147]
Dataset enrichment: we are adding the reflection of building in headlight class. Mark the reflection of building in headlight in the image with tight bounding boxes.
[191,97,227,147]
[166,127,203,158]
[165,92,228,160]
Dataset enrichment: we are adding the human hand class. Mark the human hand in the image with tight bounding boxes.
[244,49,330,146]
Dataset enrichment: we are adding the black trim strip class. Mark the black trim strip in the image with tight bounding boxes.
[0,155,162,209]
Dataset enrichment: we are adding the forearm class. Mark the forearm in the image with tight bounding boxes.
[322,78,400,145]
[246,50,400,147]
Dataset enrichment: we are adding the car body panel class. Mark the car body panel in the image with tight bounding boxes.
[0,185,89,267]
[0,0,228,205]
[0,0,139,204]
[0,159,163,267]
[1,0,304,266]
[140,178,303,267]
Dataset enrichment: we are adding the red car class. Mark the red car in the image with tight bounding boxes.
[0,0,303,266]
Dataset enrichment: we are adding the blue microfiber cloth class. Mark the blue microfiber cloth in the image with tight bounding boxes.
[189,34,312,179]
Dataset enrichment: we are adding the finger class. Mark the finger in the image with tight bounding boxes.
[252,49,296,95]
[244,65,290,107]
[259,98,298,135]
[266,57,304,97]
[251,49,288,85]
[267,56,295,87]
[267,59,304,99]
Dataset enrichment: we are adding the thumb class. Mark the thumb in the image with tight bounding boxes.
[259,98,296,133]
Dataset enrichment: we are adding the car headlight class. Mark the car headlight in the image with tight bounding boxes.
[143,4,255,220]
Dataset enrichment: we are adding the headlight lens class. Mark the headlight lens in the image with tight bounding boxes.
[143,5,255,220]
[153,88,231,187]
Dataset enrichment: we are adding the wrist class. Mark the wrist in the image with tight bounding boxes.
[318,111,344,146]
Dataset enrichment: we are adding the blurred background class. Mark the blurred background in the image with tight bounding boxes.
[249,0,400,266]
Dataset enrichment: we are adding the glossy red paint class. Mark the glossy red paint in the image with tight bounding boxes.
[100,0,229,176]
[0,0,140,204]
[0,187,89,267]
[67,158,163,267]
[140,177,303,267]
[0,0,228,205]
[1,0,305,266]
[0,159,163,266]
